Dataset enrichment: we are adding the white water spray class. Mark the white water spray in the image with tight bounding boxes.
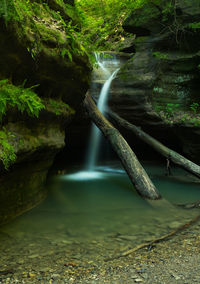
[64,53,120,181]
[87,54,120,171]
[94,52,111,77]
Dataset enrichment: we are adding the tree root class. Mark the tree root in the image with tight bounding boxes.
[105,214,200,262]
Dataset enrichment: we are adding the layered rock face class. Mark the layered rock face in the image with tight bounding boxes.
[0,0,91,225]
[109,0,200,161]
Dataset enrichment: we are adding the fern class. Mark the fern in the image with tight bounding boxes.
[66,50,73,62]
[2,0,8,19]
[61,48,73,62]
[0,0,19,23]
[0,80,45,170]
[0,80,45,120]
[0,130,16,170]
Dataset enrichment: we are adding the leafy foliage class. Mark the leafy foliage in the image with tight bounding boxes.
[0,0,17,23]
[161,0,174,22]
[61,47,73,62]
[0,0,86,63]
[75,0,189,51]
[154,100,200,127]
[0,80,45,121]
[190,103,200,114]
[0,79,45,169]
[0,1,85,170]
[165,103,180,118]
[0,129,16,170]
[74,0,147,51]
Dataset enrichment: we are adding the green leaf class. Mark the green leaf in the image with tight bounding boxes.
[67,50,73,62]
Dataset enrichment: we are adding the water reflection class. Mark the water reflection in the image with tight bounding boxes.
[1,162,199,242]
[62,171,104,181]
[0,162,200,282]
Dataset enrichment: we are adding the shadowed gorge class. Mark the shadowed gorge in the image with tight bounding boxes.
[0,0,200,283]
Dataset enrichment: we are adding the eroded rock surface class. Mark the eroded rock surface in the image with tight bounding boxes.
[0,0,91,225]
[109,0,200,162]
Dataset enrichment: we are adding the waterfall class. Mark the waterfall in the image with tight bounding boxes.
[87,53,120,171]
[94,52,111,77]
[64,53,120,181]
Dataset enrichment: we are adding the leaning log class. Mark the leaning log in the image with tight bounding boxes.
[108,111,200,179]
[83,93,161,200]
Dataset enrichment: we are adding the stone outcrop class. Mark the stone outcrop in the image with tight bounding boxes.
[0,0,91,225]
[109,0,200,162]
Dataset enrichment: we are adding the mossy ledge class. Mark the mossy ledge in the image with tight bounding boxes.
[0,0,91,225]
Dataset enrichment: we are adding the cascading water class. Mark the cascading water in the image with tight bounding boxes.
[66,52,120,180]
[87,66,119,171]
[94,52,111,77]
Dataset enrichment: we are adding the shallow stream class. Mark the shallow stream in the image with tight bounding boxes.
[0,161,200,284]
[1,162,200,266]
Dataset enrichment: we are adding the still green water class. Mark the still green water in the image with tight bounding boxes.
[1,162,200,244]
[0,161,200,281]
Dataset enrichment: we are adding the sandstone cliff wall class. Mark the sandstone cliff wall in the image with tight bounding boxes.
[0,0,91,225]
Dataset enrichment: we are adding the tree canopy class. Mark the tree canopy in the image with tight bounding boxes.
[75,0,148,50]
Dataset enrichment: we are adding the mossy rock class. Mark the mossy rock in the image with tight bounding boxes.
[123,2,161,35]
[0,0,91,224]
[0,0,91,107]
[178,0,200,20]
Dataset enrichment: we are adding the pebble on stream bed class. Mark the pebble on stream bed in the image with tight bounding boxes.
[0,220,200,283]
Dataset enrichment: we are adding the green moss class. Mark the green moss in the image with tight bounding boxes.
[35,22,66,45]
[188,22,200,30]
[46,98,75,116]
[161,1,174,22]
[125,2,161,28]
[153,51,169,60]
[0,0,83,62]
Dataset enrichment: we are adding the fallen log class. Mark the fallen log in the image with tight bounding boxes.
[108,111,200,179]
[83,93,161,200]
